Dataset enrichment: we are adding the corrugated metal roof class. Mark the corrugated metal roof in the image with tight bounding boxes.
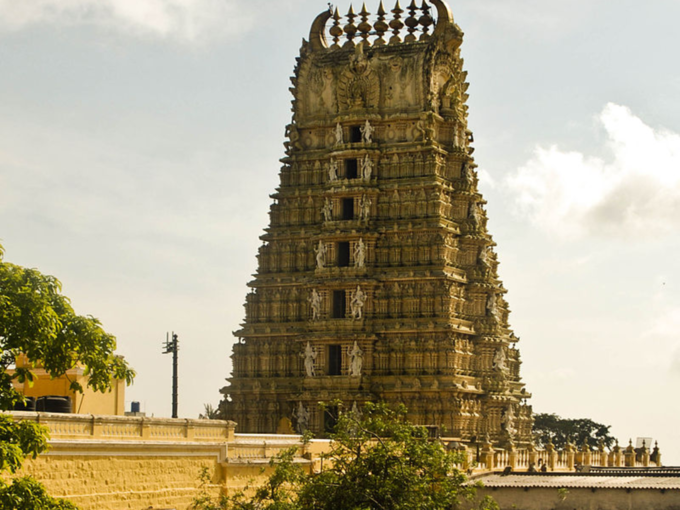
[477,473,680,491]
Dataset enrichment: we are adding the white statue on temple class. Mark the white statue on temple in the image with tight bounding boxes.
[361,155,373,181]
[360,119,374,143]
[322,198,333,222]
[502,405,516,437]
[469,201,483,226]
[334,123,343,145]
[348,341,363,377]
[359,194,372,220]
[309,288,322,320]
[353,238,366,268]
[294,401,310,434]
[302,341,317,377]
[487,294,499,320]
[328,159,338,181]
[315,240,327,269]
[350,285,366,320]
[493,346,507,373]
[479,245,492,268]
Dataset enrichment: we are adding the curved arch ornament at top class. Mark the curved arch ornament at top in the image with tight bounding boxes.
[430,0,463,49]
[308,7,333,52]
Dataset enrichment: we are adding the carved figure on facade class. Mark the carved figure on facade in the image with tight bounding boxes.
[350,285,367,320]
[487,293,500,322]
[337,44,379,111]
[359,194,372,220]
[309,289,322,320]
[334,123,343,145]
[293,401,310,434]
[314,240,327,269]
[469,201,483,227]
[328,159,338,182]
[353,238,366,268]
[348,341,364,377]
[360,119,374,143]
[501,405,516,438]
[361,155,373,181]
[302,341,317,377]
[493,347,508,374]
[322,198,333,222]
[479,245,492,270]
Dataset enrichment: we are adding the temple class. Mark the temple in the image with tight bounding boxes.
[221,0,533,446]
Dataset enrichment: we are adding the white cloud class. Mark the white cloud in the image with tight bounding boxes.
[0,0,259,42]
[466,0,595,39]
[507,103,680,239]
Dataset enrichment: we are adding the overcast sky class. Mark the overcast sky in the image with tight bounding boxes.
[1,0,678,462]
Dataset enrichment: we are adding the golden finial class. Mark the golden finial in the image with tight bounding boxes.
[373,1,388,46]
[419,0,433,40]
[344,4,358,48]
[389,0,404,44]
[404,0,419,42]
[330,7,343,49]
[358,3,372,46]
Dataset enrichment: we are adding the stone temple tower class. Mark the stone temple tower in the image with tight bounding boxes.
[221,0,532,446]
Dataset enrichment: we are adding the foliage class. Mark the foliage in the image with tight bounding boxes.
[199,403,223,420]
[0,243,135,409]
[193,402,497,510]
[533,413,616,449]
[0,242,136,509]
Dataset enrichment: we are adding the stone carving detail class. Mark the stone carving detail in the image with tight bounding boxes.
[337,44,379,111]
[361,155,373,181]
[354,238,366,268]
[360,119,374,143]
[225,1,532,442]
[309,289,322,320]
[294,402,310,434]
[328,159,338,181]
[493,347,507,374]
[359,194,372,220]
[350,285,367,320]
[322,198,333,222]
[315,241,327,269]
[302,341,317,377]
[348,341,364,377]
[487,294,499,321]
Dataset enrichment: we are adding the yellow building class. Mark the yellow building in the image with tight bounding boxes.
[11,353,126,415]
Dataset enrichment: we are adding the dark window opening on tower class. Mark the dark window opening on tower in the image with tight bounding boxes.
[332,290,345,319]
[328,345,342,375]
[350,126,362,143]
[337,242,350,266]
[342,198,354,220]
[345,159,358,179]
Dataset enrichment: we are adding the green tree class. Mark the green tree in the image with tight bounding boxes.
[194,402,497,510]
[0,242,135,509]
[532,413,615,449]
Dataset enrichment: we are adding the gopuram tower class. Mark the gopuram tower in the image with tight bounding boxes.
[221,0,532,446]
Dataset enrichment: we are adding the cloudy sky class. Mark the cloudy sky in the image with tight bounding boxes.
[1,1,678,462]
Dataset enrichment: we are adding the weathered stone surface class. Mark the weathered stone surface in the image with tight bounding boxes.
[221,0,532,446]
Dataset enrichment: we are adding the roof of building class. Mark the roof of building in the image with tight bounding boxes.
[476,469,680,491]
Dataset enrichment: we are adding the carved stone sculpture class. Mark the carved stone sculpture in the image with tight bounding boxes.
[350,285,366,320]
[315,240,327,269]
[361,155,373,181]
[354,238,366,268]
[309,289,322,321]
[348,341,364,377]
[322,198,333,222]
[302,341,317,377]
[224,0,532,445]
[360,119,374,143]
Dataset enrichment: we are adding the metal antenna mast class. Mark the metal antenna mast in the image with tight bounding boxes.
[162,332,179,418]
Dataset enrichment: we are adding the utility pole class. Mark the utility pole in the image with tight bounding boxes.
[163,332,179,418]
